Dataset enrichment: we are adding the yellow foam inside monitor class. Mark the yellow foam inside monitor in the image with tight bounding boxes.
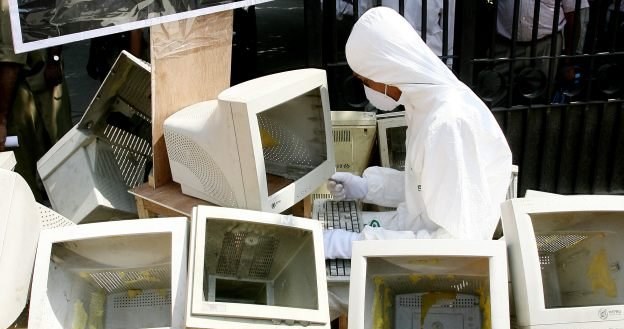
[260,128,279,148]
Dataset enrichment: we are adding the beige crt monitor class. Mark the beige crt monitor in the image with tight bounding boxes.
[164,69,335,214]
[349,239,510,329]
[308,111,377,201]
[28,218,188,329]
[501,195,624,329]
[330,111,376,175]
[37,51,152,223]
[186,206,330,329]
[377,111,407,170]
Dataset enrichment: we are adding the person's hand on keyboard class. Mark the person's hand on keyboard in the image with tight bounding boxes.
[327,172,367,201]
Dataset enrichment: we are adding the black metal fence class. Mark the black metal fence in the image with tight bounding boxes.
[231,0,624,196]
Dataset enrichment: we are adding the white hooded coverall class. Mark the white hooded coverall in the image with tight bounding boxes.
[325,7,513,319]
[326,6,513,255]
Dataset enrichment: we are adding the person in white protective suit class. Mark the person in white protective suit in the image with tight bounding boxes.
[323,7,512,320]
[324,7,513,260]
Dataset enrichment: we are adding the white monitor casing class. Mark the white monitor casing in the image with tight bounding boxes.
[186,205,330,329]
[37,51,152,223]
[164,69,335,214]
[501,195,624,329]
[348,239,510,329]
[376,111,407,170]
[28,218,188,329]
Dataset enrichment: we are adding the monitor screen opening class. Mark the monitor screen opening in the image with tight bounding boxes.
[529,211,624,309]
[363,256,491,329]
[386,125,407,171]
[259,88,328,198]
[202,217,320,310]
[45,233,174,329]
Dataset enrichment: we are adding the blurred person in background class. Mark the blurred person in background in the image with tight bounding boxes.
[1,0,72,201]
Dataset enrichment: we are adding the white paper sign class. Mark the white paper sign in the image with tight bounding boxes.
[8,0,270,53]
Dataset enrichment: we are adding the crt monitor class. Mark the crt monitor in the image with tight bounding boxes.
[27,218,188,329]
[307,110,377,202]
[377,111,407,170]
[501,195,624,329]
[348,239,510,329]
[164,68,335,214]
[185,205,329,329]
[37,51,152,223]
[330,110,377,176]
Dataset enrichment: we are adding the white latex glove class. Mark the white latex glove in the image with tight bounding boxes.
[323,229,361,259]
[326,172,368,201]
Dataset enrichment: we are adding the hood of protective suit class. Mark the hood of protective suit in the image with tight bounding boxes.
[345,7,462,88]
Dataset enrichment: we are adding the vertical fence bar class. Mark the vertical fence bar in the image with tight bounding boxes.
[442,0,449,60]
[421,0,427,43]
[612,0,622,51]
[530,0,541,61]
[547,0,562,102]
[304,0,323,68]
[321,0,336,64]
[506,0,521,107]
[458,0,477,84]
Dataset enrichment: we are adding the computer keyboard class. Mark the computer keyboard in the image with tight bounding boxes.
[312,199,362,279]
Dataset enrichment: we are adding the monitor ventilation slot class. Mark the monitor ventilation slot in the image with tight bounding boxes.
[333,129,351,143]
[535,234,589,254]
[112,290,171,309]
[216,231,279,280]
[104,125,152,188]
[375,275,486,295]
[88,266,170,293]
[165,131,238,208]
[397,293,479,308]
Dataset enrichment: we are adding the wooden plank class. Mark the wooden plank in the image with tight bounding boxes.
[150,11,233,187]
[134,196,153,218]
[129,182,215,218]
[338,314,348,329]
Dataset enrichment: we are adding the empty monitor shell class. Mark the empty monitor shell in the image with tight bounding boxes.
[37,51,152,224]
[376,110,407,171]
[330,110,377,176]
[348,239,510,329]
[501,195,624,329]
[186,205,330,329]
[27,218,188,329]
[306,111,377,203]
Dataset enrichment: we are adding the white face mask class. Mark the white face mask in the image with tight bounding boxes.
[364,85,399,112]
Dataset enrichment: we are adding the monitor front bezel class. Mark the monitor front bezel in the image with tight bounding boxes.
[502,196,624,327]
[223,69,335,214]
[188,206,329,326]
[348,239,510,329]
